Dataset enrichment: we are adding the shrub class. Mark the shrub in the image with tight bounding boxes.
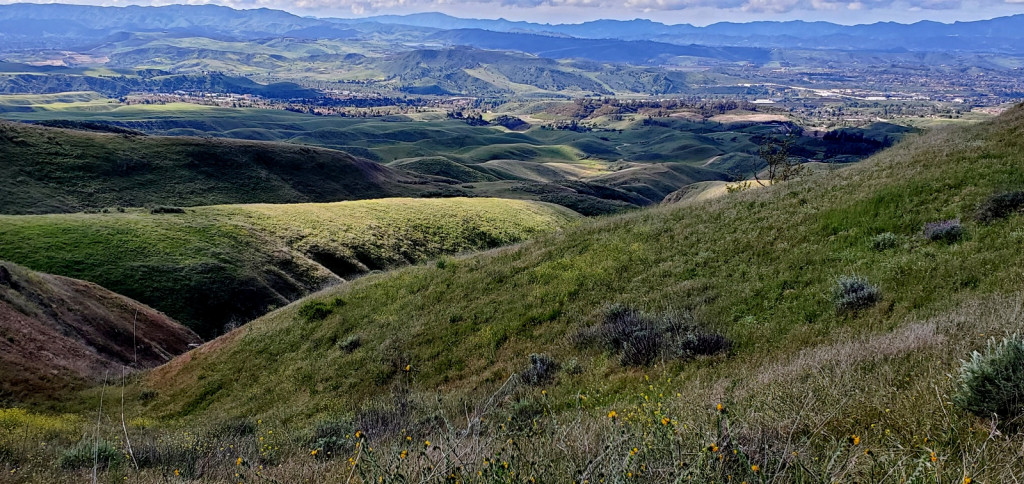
[298,297,346,323]
[922,218,963,243]
[621,324,662,367]
[672,331,733,359]
[870,232,900,251]
[953,336,1024,426]
[833,276,881,312]
[976,191,1024,223]
[576,305,730,367]
[521,353,560,386]
[354,400,410,439]
[563,358,583,375]
[309,416,356,457]
[339,334,363,353]
[506,396,546,427]
[149,206,186,214]
[59,439,120,470]
[138,389,158,402]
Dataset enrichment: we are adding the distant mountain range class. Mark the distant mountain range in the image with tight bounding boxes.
[1,3,1023,55]
[347,12,1024,53]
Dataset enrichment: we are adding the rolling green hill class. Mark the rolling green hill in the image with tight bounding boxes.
[388,156,499,182]
[0,198,579,339]
[92,105,1024,480]
[1,103,905,218]
[0,120,449,215]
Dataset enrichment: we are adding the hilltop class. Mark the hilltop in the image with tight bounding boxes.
[0,120,443,215]
[0,198,579,338]
[105,105,1024,479]
[0,260,199,404]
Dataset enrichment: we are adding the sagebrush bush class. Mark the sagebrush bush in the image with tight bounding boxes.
[833,275,881,312]
[339,334,363,353]
[922,218,964,243]
[563,358,583,375]
[953,335,1024,426]
[521,353,560,386]
[58,439,120,470]
[976,191,1024,223]
[576,305,730,366]
[673,330,732,359]
[870,232,900,251]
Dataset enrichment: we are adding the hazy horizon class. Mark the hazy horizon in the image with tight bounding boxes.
[2,0,1022,26]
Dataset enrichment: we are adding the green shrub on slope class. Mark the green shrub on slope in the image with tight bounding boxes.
[954,335,1024,426]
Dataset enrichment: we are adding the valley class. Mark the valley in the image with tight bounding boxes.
[1,3,1023,483]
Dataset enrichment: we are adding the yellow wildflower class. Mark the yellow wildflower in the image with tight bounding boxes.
[311,449,318,456]
[661,417,671,426]
[751,465,760,472]
[608,411,618,419]
[235,457,242,466]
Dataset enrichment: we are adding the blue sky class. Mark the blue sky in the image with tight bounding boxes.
[15,0,1024,25]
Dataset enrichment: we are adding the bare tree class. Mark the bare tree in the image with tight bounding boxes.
[754,135,805,186]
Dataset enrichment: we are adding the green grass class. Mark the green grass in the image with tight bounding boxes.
[0,120,442,214]
[0,92,112,113]
[388,156,499,182]
[0,103,911,214]
[49,104,1019,480]
[0,198,579,339]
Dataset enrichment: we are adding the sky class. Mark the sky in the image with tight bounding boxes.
[10,0,1024,25]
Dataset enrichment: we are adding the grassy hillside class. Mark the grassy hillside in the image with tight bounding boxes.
[0,103,913,217]
[0,120,441,214]
[0,198,579,339]
[0,260,199,405]
[77,105,1024,480]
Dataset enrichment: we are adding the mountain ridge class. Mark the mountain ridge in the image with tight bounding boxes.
[2,4,1023,54]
